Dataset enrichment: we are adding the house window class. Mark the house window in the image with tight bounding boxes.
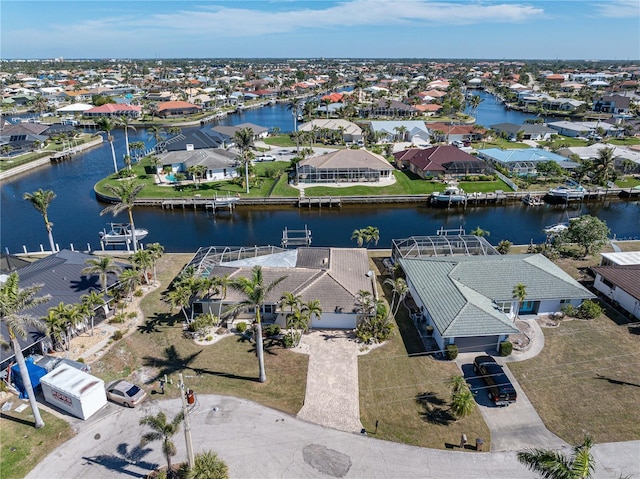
[263,304,274,314]
[600,277,614,289]
[496,301,511,314]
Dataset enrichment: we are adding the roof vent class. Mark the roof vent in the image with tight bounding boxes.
[322,257,328,265]
[186,144,194,151]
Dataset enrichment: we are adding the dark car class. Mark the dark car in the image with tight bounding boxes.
[473,355,517,406]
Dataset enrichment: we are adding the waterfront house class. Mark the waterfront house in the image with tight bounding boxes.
[547,120,620,138]
[368,120,431,145]
[393,146,489,179]
[425,123,484,143]
[591,264,640,320]
[82,103,142,119]
[360,99,417,118]
[0,122,48,155]
[156,129,230,153]
[557,143,640,171]
[298,119,363,143]
[476,148,576,175]
[211,123,269,141]
[296,148,393,184]
[156,148,240,182]
[490,122,556,141]
[0,250,122,370]
[399,254,595,353]
[157,100,201,118]
[188,247,375,330]
[593,95,632,115]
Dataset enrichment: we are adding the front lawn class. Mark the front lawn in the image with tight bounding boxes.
[472,138,530,150]
[538,136,589,149]
[615,176,640,188]
[607,137,640,146]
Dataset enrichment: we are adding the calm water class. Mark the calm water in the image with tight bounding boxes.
[467,90,537,128]
[2,97,638,253]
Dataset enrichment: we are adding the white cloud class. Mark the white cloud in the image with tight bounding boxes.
[594,0,639,18]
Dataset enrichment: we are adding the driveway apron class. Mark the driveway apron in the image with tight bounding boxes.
[296,330,363,433]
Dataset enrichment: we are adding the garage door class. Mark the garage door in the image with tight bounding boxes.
[455,335,499,353]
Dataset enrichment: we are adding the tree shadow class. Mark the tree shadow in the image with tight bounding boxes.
[595,374,640,388]
[142,344,258,383]
[137,312,180,334]
[415,391,454,425]
[82,442,157,478]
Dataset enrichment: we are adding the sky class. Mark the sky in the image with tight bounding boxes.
[1,0,639,60]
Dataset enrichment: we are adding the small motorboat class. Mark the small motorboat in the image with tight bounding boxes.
[544,223,568,235]
[99,223,148,245]
[522,194,544,206]
[547,183,586,200]
[432,184,467,203]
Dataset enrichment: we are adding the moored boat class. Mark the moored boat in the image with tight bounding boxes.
[99,223,148,245]
[547,183,586,200]
[432,184,468,204]
[522,194,544,206]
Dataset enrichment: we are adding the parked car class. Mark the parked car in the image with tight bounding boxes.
[106,380,147,408]
[452,140,464,148]
[473,355,517,406]
[255,154,276,162]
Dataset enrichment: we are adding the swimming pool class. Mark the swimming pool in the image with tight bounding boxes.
[166,173,177,182]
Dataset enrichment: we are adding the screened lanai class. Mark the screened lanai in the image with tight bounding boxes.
[392,234,498,261]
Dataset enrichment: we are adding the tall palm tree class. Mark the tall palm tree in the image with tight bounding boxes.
[95,117,119,174]
[81,290,105,336]
[393,125,408,142]
[31,94,48,120]
[117,116,137,158]
[303,299,322,330]
[351,228,367,247]
[383,277,408,316]
[119,268,142,301]
[139,411,185,479]
[517,435,595,479]
[148,155,163,183]
[211,273,232,322]
[23,189,57,253]
[146,242,164,285]
[233,127,255,194]
[100,179,145,252]
[229,266,287,383]
[512,283,527,320]
[82,256,123,292]
[148,125,166,145]
[131,249,153,285]
[167,285,193,322]
[0,273,50,428]
[43,308,68,351]
[129,141,146,161]
[287,98,303,133]
[363,226,380,248]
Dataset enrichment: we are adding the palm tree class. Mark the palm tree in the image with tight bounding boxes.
[188,450,228,479]
[148,155,163,183]
[363,226,380,247]
[383,277,408,316]
[119,268,142,301]
[467,94,483,120]
[43,307,68,351]
[287,98,303,132]
[280,291,301,337]
[393,125,408,142]
[129,141,146,161]
[95,117,119,174]
[0,273,50,428]
[512,283,527,320]
[303,299,322,330]
[591,147,616,186]
[82,256,123,292]
[167,285,193,322]
[81,290,105,336]
[517,435,595,479]
[31,94,48,120]
[229,266,287,383]
[450,389,475,419]
[139,411,185,479]
[131,249,153,285]
[148,125,166,145]
[470,226,490,238]
[351,228,367,247]
[146,242,164,285]
[100,179,145,252]
[117,116,137,158]
[23,189,57,253]
[233,127,255,194]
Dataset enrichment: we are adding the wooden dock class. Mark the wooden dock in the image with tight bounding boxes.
[298,197,342,208]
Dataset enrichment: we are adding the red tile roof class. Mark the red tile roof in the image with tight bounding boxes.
[393,146,482,172]
[157,101,201,111]
[85,103,141,113]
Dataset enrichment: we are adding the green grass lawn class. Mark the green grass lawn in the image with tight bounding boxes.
[90,254,309,416]
[472,139,530,150]
[615,176,640,188]
[605,137,640,146]
[0,409,74,479]
[538,136,590,149]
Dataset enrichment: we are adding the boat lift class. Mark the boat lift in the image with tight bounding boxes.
[281,226,312,248]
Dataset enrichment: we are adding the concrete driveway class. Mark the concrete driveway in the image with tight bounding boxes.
[457,353,566,452]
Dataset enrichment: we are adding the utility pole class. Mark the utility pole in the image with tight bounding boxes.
[178,373,195,469]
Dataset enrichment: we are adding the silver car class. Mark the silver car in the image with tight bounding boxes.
[106,380,147,408]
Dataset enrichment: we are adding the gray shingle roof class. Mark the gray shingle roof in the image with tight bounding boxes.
[399,254,593,338]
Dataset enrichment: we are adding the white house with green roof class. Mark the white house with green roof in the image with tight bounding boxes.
[399,254,595,353]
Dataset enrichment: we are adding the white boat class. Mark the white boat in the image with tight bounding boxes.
[432,185,467,203]
[547,185,586,199]
[99,223,148,245]
[522,194,544,206]
[544,223,568,234]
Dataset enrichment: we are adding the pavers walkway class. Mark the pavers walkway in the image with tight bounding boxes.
[296,330,363,433]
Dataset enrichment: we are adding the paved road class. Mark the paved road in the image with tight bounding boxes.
[26,395,639,479]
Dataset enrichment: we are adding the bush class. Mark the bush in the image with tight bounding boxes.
[577,300,603,320]
[264,324,281,337]
[282,331,299,348]
[235,321,247,333]
[561,303,578,318]
[111,330,124,341]
[499,340,513,356]
[205,336,213,342]
[134,289,144,297]
[77,357,85,363]
[128,312,137,319]
[189,314,215,338]
[109,313,126,324]
[445,344,459,360]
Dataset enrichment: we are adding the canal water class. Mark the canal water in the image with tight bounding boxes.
[2,96,638,254]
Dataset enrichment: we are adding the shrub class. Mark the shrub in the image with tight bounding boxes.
[189,314,215,338]
[128,312,137,319]
[577,300,603,320]
[499,340,513,356]
[205,336,213,342]
[77,357,85,363]
[264,324,281,337]
[235,321,247,333]
[445,344,459,360]
[282,332,299,348]
[134,289,144,297]
[111,330,124,341]
[109,313,126,324]
[561,303,578,318]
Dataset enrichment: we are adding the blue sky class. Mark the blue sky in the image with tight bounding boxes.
[1,1,639,60]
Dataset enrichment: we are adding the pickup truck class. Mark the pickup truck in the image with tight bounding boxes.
[473,355,517,406]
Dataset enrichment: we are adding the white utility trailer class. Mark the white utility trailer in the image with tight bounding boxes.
[40,363,107,420]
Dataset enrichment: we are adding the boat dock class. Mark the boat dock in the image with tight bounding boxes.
[298,197,342,208]
[281,226,312,247]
